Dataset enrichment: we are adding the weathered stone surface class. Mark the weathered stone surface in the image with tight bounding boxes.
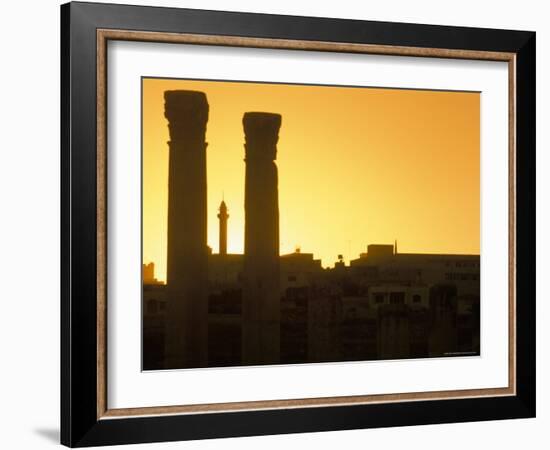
[242,112,282,365]
[164,90,209,369]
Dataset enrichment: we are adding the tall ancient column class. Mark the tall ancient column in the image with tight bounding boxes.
[164,90,209,369]
[242,112,282,365]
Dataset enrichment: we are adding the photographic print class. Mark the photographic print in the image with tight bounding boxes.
[142,77,481,370]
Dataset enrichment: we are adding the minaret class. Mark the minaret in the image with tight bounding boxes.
[242,112,282,365]
[163,90,209,369]
[217,200,229,256]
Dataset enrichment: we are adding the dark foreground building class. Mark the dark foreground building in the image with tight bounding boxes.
[143,240,480,369]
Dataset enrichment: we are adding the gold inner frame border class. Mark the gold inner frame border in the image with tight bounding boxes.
[96,28,517,420]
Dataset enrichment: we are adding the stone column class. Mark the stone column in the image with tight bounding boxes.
[164,90,209,369]
[242,112,282,365]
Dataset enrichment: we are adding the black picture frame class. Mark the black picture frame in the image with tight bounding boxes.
[61,1,536,447]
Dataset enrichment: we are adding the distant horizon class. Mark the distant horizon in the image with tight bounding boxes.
[143,241,481,283]
[143,78,480,282]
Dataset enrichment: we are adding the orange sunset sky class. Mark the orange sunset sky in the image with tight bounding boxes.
[143,78,480,283]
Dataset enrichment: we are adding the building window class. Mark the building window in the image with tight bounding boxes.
[288,275,297,282]
[446,272,479,281]
[374,294,385,304]
[412,294,421,303]
[147,299,158,314]
[390,292,405,304]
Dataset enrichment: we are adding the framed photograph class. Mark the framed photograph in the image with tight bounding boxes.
[61,1,536,447]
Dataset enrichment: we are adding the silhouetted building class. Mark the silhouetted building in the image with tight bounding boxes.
[242,112,282,365]
[428,283,458,356]
[143,262,161,285]
[307,284,342,362]
[378,304,410,359]
[207,289,242,367]
[340,297,377,361]
[143,282,167,369]
[281,286,308,363]
[207,225,243,367]
[163,90,209,369]
[143,239,479,369]
[351,243,480,298]
[368,285,429,310]
[209,253,243,287]
[280,249,323,291]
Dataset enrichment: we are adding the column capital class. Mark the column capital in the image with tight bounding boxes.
[164,90,209,142]
[243,112,281,161]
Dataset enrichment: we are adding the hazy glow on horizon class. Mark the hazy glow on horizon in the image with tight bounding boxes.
[143,78,480,282]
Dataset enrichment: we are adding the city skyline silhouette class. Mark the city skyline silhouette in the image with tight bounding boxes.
[143,78,480,283]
